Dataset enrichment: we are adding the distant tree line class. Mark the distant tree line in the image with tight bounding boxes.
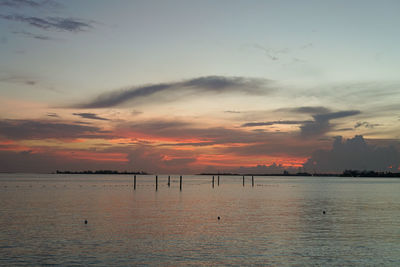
[340,170,400,177]
[200,170,400,177]
[55,170,148,175]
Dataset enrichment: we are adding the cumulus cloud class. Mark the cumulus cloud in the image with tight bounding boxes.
[75,76,272,108]
[0,14,92,32]
[73,113,109,121]
[303,135,400,172]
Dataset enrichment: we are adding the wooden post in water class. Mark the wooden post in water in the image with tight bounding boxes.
[243,175,245,187]
[156,175,158,191]
[168,175,170,187]
[252,175,254,187]
[134,175,136,190]
[212,176,214,188]
[217,175,220,186]
[179,175,182,191]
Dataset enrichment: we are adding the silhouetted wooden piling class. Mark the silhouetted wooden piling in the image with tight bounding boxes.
[156,175,158,191]
[252,175,254,187]
[168,175,170,187]
[134,175,136,190]
[180,175,182,191]
[243,175,245,186]
[212,176,214,188]
[217,175,220,186]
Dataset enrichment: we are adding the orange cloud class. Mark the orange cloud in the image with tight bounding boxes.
[55,150,128,162]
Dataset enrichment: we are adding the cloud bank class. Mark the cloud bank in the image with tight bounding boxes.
[303,135,400,172]
[0,119,105,140]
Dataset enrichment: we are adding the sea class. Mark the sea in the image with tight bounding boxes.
[0,173,400,266]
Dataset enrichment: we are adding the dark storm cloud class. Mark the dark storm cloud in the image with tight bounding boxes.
[0,14,92,32]
[75,76,272,108]
[73,113,109,121]
[0,119,104,140]
[303,135,400,172]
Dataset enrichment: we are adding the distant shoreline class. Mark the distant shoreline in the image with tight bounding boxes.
[199,170,400,178]
[55,170,149,175]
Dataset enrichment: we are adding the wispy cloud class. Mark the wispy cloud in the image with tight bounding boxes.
[0,75,37,86]
[0,0,61,8]
[0,74,60,92]
[251,44,288,61]
[47,112,59,118]
[354,121,381,129]
[0,0,41,8]
[242,120,313,127]
[75,76,273,108]
[277,106,331,114]
[73,113,109,121]
[12,30,56,40]
[0,14,93,32]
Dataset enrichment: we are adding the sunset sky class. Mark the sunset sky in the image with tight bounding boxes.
[1,0,400,173]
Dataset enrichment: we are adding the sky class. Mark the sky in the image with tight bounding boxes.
[1,0,400,173]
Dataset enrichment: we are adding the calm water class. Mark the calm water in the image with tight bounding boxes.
[0,174,400,266]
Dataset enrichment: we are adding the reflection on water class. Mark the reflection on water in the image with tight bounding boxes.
[1,174,400,266]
